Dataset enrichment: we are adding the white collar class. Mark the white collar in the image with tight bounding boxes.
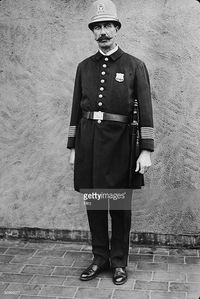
[99,45,119,56]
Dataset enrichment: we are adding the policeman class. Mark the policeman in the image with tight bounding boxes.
[67,0,154,285]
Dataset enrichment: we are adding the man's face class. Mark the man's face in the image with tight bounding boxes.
[92,21,118,51]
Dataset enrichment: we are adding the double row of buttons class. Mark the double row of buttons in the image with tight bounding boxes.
[97,57,109,123]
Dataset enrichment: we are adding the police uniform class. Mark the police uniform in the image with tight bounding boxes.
[67,0,154,281]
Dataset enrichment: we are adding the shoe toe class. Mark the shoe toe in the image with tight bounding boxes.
[113,267,127,285]
[115,276,124,282]
[80,261,109,281]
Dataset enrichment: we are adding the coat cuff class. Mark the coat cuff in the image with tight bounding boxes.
[140,126,154,151]
[67,137,75,149]
[67,125,77,149]
[140,139,154,152]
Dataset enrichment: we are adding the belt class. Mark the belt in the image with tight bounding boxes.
[82,111,130,123]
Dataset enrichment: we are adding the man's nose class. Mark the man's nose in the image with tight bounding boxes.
[100,26,106,34]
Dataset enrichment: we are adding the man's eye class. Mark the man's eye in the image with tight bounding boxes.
[94,26,100,30]
[105,24,112,28]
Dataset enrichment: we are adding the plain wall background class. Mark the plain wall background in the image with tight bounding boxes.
[0,0,200,235]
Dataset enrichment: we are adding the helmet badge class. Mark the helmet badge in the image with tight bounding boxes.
[97,4,105,14]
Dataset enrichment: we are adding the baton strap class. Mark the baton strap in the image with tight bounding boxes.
[82,111,130,123]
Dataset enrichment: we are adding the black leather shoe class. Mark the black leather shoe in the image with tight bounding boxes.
[80,261,110,281]
[112,267,127,285]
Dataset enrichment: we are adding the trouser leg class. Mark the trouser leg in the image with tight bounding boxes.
[86,209,110,265]
[109,194,132,268]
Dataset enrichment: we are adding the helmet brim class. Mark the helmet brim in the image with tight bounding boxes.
[88,19,121,30]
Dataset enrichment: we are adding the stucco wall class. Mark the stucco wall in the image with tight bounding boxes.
[0,0,200,236]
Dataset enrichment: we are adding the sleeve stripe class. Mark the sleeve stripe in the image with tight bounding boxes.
[141,127,154,139]
[68,126,76,138]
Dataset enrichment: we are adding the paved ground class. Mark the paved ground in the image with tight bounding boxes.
[0,239,200,298]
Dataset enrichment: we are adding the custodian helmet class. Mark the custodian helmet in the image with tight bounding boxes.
[88,0,121,30]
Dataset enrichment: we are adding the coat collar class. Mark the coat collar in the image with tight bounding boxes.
[92,47,124,62]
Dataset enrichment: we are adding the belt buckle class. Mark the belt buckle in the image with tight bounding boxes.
[93,111,104,120]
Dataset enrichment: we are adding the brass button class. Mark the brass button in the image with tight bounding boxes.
[97,119,101,124]
[98,102,103,106]
[101,79,105,83]
[101,71,106,75]
[105,57,109,61]
[102,64,107,68]
[100,87,104,91]
[98,94,103,98]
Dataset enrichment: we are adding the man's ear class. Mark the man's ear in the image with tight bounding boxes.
[115,26,119,32]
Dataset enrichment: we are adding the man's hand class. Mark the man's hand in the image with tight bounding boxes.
[135,150,152,174]
[69,149,75,169]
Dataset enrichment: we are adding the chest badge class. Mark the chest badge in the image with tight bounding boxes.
[115,73,124,82]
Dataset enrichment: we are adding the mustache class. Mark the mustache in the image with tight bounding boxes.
[97,36,112,42]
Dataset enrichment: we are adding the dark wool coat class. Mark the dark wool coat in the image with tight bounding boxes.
[67,48,154,191]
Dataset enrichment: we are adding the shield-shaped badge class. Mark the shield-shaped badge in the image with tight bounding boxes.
[115,73,124,82]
